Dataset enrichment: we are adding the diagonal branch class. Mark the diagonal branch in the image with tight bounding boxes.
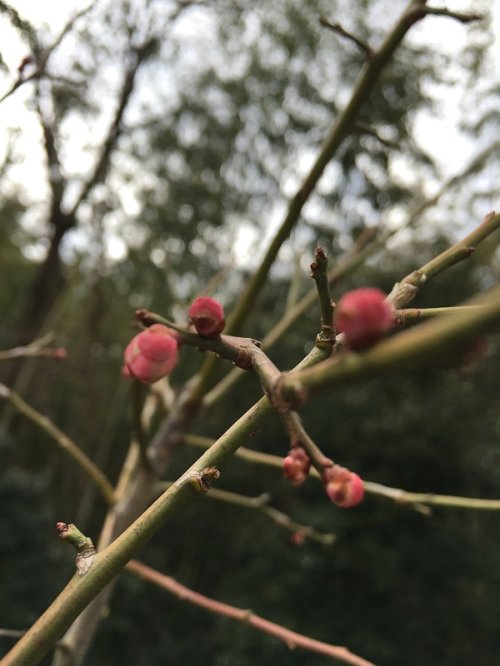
[279,284,500,404]
[155,482,335,545]
[6,279,500,664]
[69,44,151,216]
[0,3,94,105]
[203,187,500,407]
[0,383,115,505]
[190,0,432,401]
[126,560,375,666]
[319,16,373,59]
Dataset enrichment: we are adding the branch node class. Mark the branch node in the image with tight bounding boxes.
[56,523,96,577]
[193,467,221,494]
[319,16,373,59]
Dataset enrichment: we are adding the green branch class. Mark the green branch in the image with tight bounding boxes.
[155,482,335,546]
[388,211,500,308]
[279,285,500,402]
[190,0,430,402]
[185,435,500,511]
[0,383,115,506]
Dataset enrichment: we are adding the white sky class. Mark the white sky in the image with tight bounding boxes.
[0,1,499,264]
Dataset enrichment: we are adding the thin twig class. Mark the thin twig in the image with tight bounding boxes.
[202,151,498,408]
[0,340,65,362]
[422,7,483,23]
[0,2,95,106]
[155,482,335,545]
[126,560,376,666]
[310,246,335,345]
[0,383,115,505]
[388,211,500,308]
[185,434,500,511]
[395,305,487,325]
[319,16,373,59]
[279,284,500,403]
[352,122,399,148]
[190,0,430,403]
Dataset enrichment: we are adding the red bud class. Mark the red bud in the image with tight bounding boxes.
[283,446,311,486]
[188,297,225,337]
[334,288,394,351]
[124,324,179,384]
[323,465,364,508]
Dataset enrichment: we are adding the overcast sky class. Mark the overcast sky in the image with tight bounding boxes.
[0,0,498,262]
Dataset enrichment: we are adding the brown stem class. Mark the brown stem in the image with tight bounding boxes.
[319,16,373,59]
[126,560,377,666]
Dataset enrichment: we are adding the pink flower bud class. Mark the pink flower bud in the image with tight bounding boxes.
[49,347,67,360]
[334,288,394,351]
[323,465,364,508]
[283,446,311,486]
[188,297,225,337]
[124,324,179,384]
[18,55,34,74]
[290,532,305,547]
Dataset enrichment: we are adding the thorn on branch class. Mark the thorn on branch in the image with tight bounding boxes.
[319,16,373,59]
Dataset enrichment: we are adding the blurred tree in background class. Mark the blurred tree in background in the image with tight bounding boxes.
[0,1,499,665]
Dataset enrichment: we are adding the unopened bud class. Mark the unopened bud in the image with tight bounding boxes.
[188,297,225,337]
[334,288,394,351]
[283,446,311,486]
[124,324,179,384]
[323,464,364,508]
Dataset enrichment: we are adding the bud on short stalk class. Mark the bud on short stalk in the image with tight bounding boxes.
[283,446,311,486]
[188,297,225,337]
[124,324,179,384]
[334,288,395,351]
[322,464,364,508]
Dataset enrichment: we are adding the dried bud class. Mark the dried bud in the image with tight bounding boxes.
[49,347,67,360]
[283,446,311,486]
[290,532,305,547]
[18,55,34,74]
[124,324,179,384]
[323,465,364,508]
[334,288,395,351]
[188,297,225,337]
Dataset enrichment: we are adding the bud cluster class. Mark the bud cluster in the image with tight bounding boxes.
[123,297,225,384]
[283,446,311,486]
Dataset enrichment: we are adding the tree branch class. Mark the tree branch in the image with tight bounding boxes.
[319,16,373,59]
[421,7,483,23]
[185,435,500,511]
[190,0,431,402]
[388,211,500,308]
[155,482,335,545]
[279,284,500,405]
[69,42,151,216]
[0,383,115,505]
[203,200,500,407]
[126,560,376,666]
